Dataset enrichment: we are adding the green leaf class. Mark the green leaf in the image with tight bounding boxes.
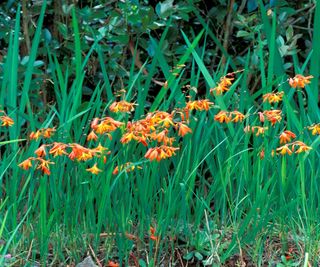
[57,22,68,38]
[183,251,194,260]
[236,30,251,38]
[156,0,174,18]
[43,28,52,43]
[0,139,26,146]
[194,251,203,260]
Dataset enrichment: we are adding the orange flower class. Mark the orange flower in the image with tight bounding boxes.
[308,123,320,135]
[243,125,252,133]
[279,130,296,144]
[210,75,234,95]
[34,145,47,157]
[258,112,265,123]
[49,142,68,157]
[295,145,312,154]
[120,132,137,144]
[18,158,33,170]
[29,130,42,140]
[90,117,100,130]
[289,74,313,88]
[86,163,102,175]
[87,130,98,141]
[107,260,119,267]
[112,166,120,175]
[42,127,56,138]
[150,226,159,241]
[260,148,277,158]
[262,91,284,104]
[144,147,160,161]
[144,146,179,161]
[94,117,124,135]
[276,145,293,155]
[185,99,213,111]
[41,166,51,175]
[255,126,268,136]
[231,111,245,123]
[112,162,142,175]
[150,129,168,143]
[214,111,231,123]
[244,126,267,136]
[127,119,152,133]
[93,143,109,154]
[135,134,148,146]
[150,130,174,145]
[36,159,54,175]
[263,110,282,125]
[109,100,136,113]
[177,122,192,137]
[161,116,175,128]
[68,144,95,161]
[292,141,312,154]
[0,115,14,127]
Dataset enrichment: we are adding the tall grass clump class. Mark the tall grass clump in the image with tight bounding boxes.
[0,2,319,267]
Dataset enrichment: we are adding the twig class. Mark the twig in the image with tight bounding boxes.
[26,239,34,262]
[175,248,185,267]
[130,252,140,267]
[128,39,165,87]
[222,0,235,66]
[236,236,245,267]
[204,210,220,264]
[21,0,31,54]
[89,244,102,267]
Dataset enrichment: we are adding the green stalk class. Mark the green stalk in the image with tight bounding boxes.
[40,177,48,263]
[309,0,320,120]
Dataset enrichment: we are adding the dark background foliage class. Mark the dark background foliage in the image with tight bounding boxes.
[0,0,315,110]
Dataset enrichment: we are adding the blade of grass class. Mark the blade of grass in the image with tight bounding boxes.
[72,7,82,80]
[188,1,237,70]
[150,29,205,112]
[258,0,284,78]
[309,0,320,120]
[19,0,47,130]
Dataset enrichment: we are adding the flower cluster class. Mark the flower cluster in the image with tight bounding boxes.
[88,117,123,141]
[19,142,109,175]
[118,98,214,162]
[120,110,188,160]
[112,162,142,175]
[279,130,296,144]
[19,157,54,175]
[259,110,282,125]
[244,126,268,136]
[288,74,313,88]
[214,110,245,123]
[109,100,136,113]
[210,75,234,95]
[308,123,320,135]
[185,99,213,111]
[243,73,316,159]
[16,71,316,176]
[145,145,179,162]
[262,91,284,104]
[276,141,312,155]
[210,70,244,96]
[30,127,56,140]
